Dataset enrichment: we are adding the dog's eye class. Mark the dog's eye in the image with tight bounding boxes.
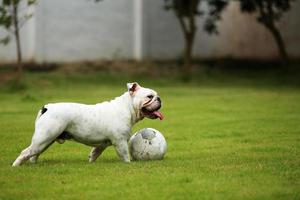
[147,95,154,99]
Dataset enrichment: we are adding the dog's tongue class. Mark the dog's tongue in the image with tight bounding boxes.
[153,111,164,120]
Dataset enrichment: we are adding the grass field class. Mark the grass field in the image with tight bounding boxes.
[0,70,299,199]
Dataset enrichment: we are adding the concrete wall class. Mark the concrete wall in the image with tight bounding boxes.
[35,0,134,62]
[145,0,300,60]
[0,0,299,62]
[213,1,300,59]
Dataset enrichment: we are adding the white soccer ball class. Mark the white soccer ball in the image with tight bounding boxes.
[129,128,167,161]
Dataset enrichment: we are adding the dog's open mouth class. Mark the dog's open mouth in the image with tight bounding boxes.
[142,107,164,120]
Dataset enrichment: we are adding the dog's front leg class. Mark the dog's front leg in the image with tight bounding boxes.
[114,140,130,163]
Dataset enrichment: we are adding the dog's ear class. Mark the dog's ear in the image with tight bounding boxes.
[127,82,140,95]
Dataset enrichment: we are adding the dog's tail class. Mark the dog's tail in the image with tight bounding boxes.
[35,106,48,122]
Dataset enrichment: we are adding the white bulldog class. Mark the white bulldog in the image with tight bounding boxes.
[12,82,163,167]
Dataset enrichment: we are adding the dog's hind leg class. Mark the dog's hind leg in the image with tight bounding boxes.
[88,141,111,163]
[27,106,49,164]
[29,154,39,164]
[12,118,66,167]
[29,140,55,164]
[12,146,34,167]
[12,139,56,167]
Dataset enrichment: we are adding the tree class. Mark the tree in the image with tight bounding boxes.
[238,0,294,61]
[164,0,228,77]
[0,0,36,83]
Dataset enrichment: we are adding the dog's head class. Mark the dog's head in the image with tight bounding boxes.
[127,82,163,120]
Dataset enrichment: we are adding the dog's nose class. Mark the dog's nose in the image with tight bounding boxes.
[157,97,161,103]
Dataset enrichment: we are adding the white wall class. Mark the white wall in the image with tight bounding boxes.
[0,0,300,62]
[35,0,134,62]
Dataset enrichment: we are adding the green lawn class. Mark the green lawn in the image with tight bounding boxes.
[0,71,299,199]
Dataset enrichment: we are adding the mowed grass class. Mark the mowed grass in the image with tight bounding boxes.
[0,71,299,199]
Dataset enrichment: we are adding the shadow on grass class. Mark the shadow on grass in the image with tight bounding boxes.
[15,157,169,168]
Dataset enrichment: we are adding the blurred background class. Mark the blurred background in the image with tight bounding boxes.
[0,0,299,66]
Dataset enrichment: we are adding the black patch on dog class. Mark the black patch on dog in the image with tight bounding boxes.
[57,131,73,140]
[41,106,48,115]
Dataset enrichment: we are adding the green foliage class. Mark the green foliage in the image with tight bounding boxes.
[205,0,228,34]
[238,0,293,60]
[0,0,36,45]
[163,0,229,76]
[239,0,294,25]
[0,35,10,45]
[164,0,201,17]
[0,72,299,199]
[0,6,12,28]
[164,0,228,34]
[27,0,36,5]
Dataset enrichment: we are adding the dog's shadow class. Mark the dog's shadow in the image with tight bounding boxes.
[16,157,167,167]
[14,158,122,168]
[50,158,120,164]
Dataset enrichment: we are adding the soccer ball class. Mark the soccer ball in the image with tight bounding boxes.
[129,128,167,161]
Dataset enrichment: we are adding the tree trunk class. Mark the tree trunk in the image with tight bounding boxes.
[175,0,197,80]
[267,23,288,62]
[182,16,196,79]
[12,3,23,83]
[183,32,195,77]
